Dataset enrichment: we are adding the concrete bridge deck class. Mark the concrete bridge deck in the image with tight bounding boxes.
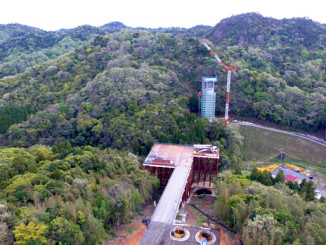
[151,165,191,223]
[141,144,219,244]
[141,145,193,244]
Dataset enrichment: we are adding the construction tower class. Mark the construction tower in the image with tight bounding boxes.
[199,38,237,126]
[201,77,217,122]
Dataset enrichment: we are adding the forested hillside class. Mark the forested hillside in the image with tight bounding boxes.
[0,145,159,244]
[0,27,244,159]
[0,13,325,145]
[209,13,326,132]
[0,13,326,244]
[215,170,326,244]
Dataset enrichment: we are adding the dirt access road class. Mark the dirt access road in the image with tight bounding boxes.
[106,204,155,245]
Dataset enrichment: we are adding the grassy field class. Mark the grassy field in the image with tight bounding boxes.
[239,125,326,166]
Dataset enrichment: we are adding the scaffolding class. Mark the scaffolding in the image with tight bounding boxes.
[201,77,217,122]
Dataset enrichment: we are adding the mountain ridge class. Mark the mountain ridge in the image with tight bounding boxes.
[0,13,325,149]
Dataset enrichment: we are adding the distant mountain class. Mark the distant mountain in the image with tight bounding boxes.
[0,22,211,78]
[0,24,104,78]
[0,24,62,59]
[100,21,129,33]
[209,12,326,48]
[0,13,325,149]
[2,13,325,245]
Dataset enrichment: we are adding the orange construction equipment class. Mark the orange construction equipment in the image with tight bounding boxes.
[285,164,304,172]
[257,164,281,173]
[174,226,185,238]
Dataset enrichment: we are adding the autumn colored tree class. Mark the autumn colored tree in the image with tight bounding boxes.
[13,222,47,245]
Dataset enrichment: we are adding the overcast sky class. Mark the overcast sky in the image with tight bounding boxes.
[1,0,325,31]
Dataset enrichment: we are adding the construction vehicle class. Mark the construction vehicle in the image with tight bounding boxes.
[199,38,237,126]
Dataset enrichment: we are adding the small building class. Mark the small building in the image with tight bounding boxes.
[285,175,298,183]
[271,168,280,178]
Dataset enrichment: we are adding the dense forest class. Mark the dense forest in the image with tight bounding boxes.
[0,12,326,244]
[214,169,326,244]
[0,145,159,244]
[0,122,242,244]
[0,13,325,145]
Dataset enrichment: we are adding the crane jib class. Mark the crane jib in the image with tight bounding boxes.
[199,38,236,127]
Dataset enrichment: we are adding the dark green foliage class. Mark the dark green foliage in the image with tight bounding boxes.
[0,105,33,134]
[209,122,219,141]
[250,167,260,181]
[215,172,326,245]
[12,156,29,174]
[132,139,140,155]
[0,13,325,148]
[285,177,316,201]
[274,169,285,183]
[52,141,72,159]
[13,185,33,203]
[0,13,325,244]
[299,179,316,201]
[286,180,300,191]
[233,165,242,175]
[251,168,282,187]
[189,92,199,113]
[46,180,63,194]
[0,146,159,244]
[261,170,273,186]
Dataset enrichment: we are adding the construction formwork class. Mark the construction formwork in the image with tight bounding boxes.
[190,144,219,188]
[191,156,219,186]
[143,144,193,188]
[144,144,219,201]
[182,164,194,201]
[144,165,175,187]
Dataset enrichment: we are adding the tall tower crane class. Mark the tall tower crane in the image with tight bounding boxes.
[199,38,237,126]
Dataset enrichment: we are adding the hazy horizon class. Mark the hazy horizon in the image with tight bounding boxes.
[1,0,325,31]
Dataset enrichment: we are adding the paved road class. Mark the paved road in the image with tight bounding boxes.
[233,121,326,147]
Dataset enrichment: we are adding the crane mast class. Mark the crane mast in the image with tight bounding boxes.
[199,38,237,126]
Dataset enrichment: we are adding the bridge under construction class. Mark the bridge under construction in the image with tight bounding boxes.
[140,143,219,244]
